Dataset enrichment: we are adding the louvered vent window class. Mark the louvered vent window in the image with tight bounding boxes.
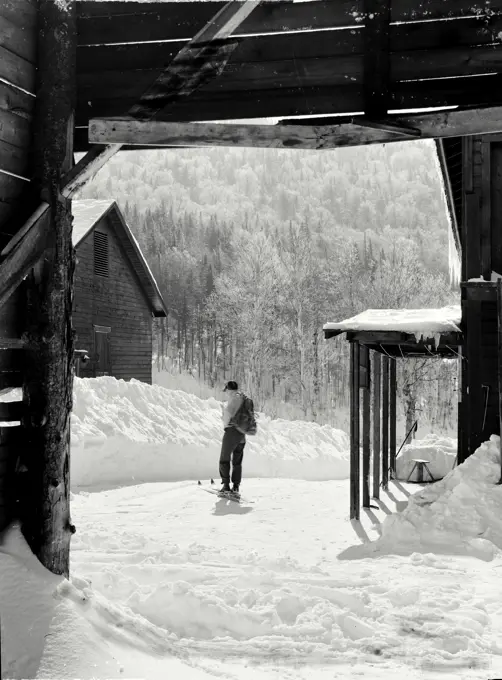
[94,231,109,277]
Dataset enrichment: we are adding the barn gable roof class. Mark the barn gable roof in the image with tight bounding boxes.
[71,199,167,317]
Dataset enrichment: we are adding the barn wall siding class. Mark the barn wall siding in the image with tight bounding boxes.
[73,213,153,384]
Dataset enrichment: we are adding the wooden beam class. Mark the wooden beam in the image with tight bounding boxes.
[76,0,502,46]
[372,351,381,499]
[0,204,50,309]
[362,347,371,508]
[61,144,121,198]
[21,0,77,578]
[481,139,492,281]
[68,0,261,199]
[350,341,360,520]
[364,0,390,118]
[389,358,397,477]
[88,105,502,150]
[382,355,389,489]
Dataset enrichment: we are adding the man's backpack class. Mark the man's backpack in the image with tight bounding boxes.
[233,395,257,435]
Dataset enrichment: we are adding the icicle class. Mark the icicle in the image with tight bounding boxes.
[447,211,461,286]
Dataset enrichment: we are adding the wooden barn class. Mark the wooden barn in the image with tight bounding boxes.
[7,0,502,574]
[71,200,167,384]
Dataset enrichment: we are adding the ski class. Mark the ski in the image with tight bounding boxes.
[198,482,253,504]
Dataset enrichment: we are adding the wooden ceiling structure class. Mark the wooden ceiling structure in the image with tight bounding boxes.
[4,0,502,569]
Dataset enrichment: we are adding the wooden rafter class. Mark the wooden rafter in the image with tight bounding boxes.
[88,105,502,150]
[66,0,261,198]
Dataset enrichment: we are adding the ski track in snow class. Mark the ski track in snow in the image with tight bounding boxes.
[70,479,502,679]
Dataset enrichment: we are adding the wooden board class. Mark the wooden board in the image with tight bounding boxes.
[0,139,30,177]
[75,75,502,129]
[0,0,37,31]
[77,43,502,101]
[0,81,35,122]
[0,172,30,202]
[77,0,502,46]
[0,107,33,150]
[0,14,36,63]
[0,45,36,94]
[0,401,23,422]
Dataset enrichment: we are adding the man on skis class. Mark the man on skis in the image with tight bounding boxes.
[219,380,246,496]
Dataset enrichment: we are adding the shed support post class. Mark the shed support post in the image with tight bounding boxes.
[350,341,360,520]
[382,355,389,490]
[389,358,397,477]
[372,351,381,498]
[361,347,371,508]
[21,0,76,577]
[498,279,502,482]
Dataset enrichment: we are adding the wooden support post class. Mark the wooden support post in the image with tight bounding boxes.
[498,279,502,482]
[350,341,360,520]
[389,358,397,477]
[382,355,389,489]
[372,351,381,499]
[361,346,371,508]
[21,0,77,577]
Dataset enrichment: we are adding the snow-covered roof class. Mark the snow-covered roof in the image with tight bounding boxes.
[71,199,167,317]
[72,199,115,247]
[324,305,461,337]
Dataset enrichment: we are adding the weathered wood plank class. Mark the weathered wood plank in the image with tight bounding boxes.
[491,142,502,274]
[0,139,29,178]
[372,351,381,499]
[0,45,36,94]
[0,0,37,30]
[0,15,36,63]
[0,204,51,309]
[0,172,30,202]
[76,74,502,129]
[350,341,360,520]
[77,15,502,85]
[76,0,502,46]
[62,144,122,198]
[0,81,35,122]
[0,107,32,149]
[77,43,502,103]
[89,104,502,151]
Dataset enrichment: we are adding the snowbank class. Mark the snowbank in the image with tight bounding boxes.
[380,435,502,559]
[395,433,456,482]
[71,377,349,489]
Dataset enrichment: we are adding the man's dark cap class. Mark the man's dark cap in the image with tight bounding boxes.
[224,380,238,391]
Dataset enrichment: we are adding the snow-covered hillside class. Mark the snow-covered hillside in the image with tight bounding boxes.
[71,377,350,488]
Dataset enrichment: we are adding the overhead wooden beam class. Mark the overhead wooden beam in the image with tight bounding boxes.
[68,0,261,197]
[89,105,502,150]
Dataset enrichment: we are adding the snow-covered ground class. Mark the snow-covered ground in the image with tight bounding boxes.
[1,377,502,680]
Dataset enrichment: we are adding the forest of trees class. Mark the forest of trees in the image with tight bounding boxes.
[77,140,459,437]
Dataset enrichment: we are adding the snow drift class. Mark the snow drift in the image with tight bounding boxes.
[395,433,456,482]
[71,377,350,488]
[380,435,502,559]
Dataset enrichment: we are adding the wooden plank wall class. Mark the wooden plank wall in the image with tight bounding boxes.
[73,215,154,384]
[0,0,37,234]
[74,0,502,142]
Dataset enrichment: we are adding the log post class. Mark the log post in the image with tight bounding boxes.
[372,351,381,498]
[349,341,360,520]
[382,355,389,489]
[498,279,502,482]
[21,0,77,577]
[389,358,397,477]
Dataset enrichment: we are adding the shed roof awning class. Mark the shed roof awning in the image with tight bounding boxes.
[323,305,462,357]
